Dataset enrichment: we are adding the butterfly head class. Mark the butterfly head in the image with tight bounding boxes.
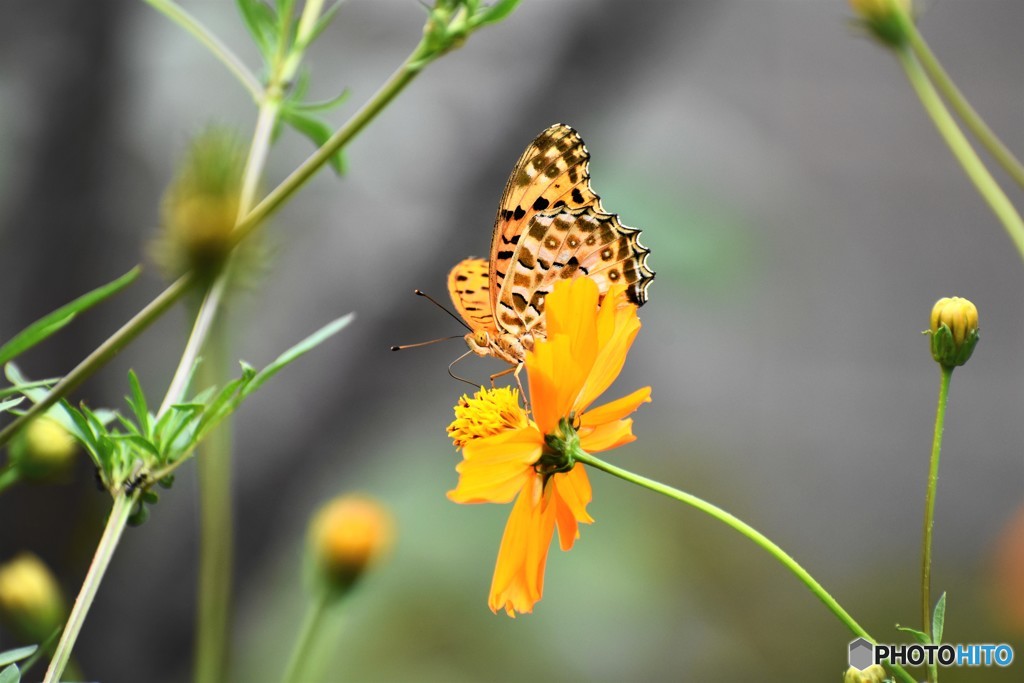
[466,330,493,357]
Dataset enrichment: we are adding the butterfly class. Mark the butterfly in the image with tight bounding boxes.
[447,124,654,369]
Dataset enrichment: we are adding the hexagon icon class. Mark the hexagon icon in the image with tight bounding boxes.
[848,637,874,670]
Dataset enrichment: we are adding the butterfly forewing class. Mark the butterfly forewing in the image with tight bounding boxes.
[488,124,602,315]
[446,123,654,368]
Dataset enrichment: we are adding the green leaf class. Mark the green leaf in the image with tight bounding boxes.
[0,664,19,683]
[291,87,350,114]
[0,267,140,366]
[895,624,930,645]
[3,364,60,405]
[932,592,946,644]
[126,370,151,437]
[280,109,346,175]
[111,434,161,459]
[0,647,36,668]
[0,379,58,400]
[236,0,278,59]
[0,397,24,414]
[308,0,346,45]
[474,0,520,26]
[243,313,353,399]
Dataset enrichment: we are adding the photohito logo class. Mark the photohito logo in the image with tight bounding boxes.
[848,637,1015,670]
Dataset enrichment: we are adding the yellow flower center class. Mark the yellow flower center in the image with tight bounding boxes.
[447,386,528,449]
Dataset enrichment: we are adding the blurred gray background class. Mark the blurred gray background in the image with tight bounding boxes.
[1,0,1022,681]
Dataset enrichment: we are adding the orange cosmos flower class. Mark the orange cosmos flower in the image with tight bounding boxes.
[447,277,651,616]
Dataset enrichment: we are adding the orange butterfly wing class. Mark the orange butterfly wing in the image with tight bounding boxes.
[447,257,495,337]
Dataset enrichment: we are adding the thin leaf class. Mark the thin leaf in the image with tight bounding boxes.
[0,397,24,414]
[292,87,350,114]
[0,267,140,366]
[0,647,35,668]
[110,434,161,459]
[0,664,19,683]
[895,624,930,645]
[243,313,353,399]
[127,370,151,437]
[308,0,346,44]
[235,0,277,59]
[0,379,58,400]
[280,109,346,175]
[474,0,520,27]
[932,592,946,644]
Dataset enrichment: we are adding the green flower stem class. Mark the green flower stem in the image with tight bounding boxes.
[921,366,952,672]
[142,0,262,100]
[281,587,331,683]
[897,48,1024,261]
[193,321,234,683]
[0,464,20,494]
[905,24,1024,191]
[573,451,917,683]
[43,491,137,683]
[0,273,195,450]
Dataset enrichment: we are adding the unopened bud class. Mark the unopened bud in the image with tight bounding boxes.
[0,553,66,642]
[928,296,979,368]
[843,664,888,683]
[10,416,76,481]
[309,494,393,594]
[153,128,244,278]
[849,0,913,48]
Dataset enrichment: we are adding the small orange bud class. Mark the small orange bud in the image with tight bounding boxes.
[309,495,393,593]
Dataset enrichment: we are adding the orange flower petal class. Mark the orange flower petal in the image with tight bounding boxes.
[579,418,637,453]
[552,466,594,550]
[580,386,652,427]
[527,335,584,435]
[447,428,543,504]
[489,475,556,617]
[575,307,640,414]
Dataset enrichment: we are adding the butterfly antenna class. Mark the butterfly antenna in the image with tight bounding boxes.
[414,289,473,332]
[391,335,463,351]
[448,350,479,388]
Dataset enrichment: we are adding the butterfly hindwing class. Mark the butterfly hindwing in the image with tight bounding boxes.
[495,206,654,334]
[448,258,495,337]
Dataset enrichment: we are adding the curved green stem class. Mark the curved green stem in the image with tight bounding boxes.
[921,365,952,681]
[573,451,916,683]
[143,0,262,100]
[897,48,1024,261]
[43,492,137,683]
[0,273,195,450]
[905,25,1024,191]
[281,588,331,683]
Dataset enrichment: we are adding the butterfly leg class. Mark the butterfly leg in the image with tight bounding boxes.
[488,364,529,411]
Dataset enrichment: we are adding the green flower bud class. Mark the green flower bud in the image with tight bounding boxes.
[0,553,66,643]
[928,296,979,368]
[849,0,913,48]
[309,495,393,595]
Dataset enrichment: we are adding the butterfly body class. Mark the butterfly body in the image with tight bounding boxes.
[448,124,654,367]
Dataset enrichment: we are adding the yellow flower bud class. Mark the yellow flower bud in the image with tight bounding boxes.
[928,296,979,368]
[849,0,913,48]
[11,416,77,481]
[309,495,393,593]
[844,664,888,683]
[0,553,66,642]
